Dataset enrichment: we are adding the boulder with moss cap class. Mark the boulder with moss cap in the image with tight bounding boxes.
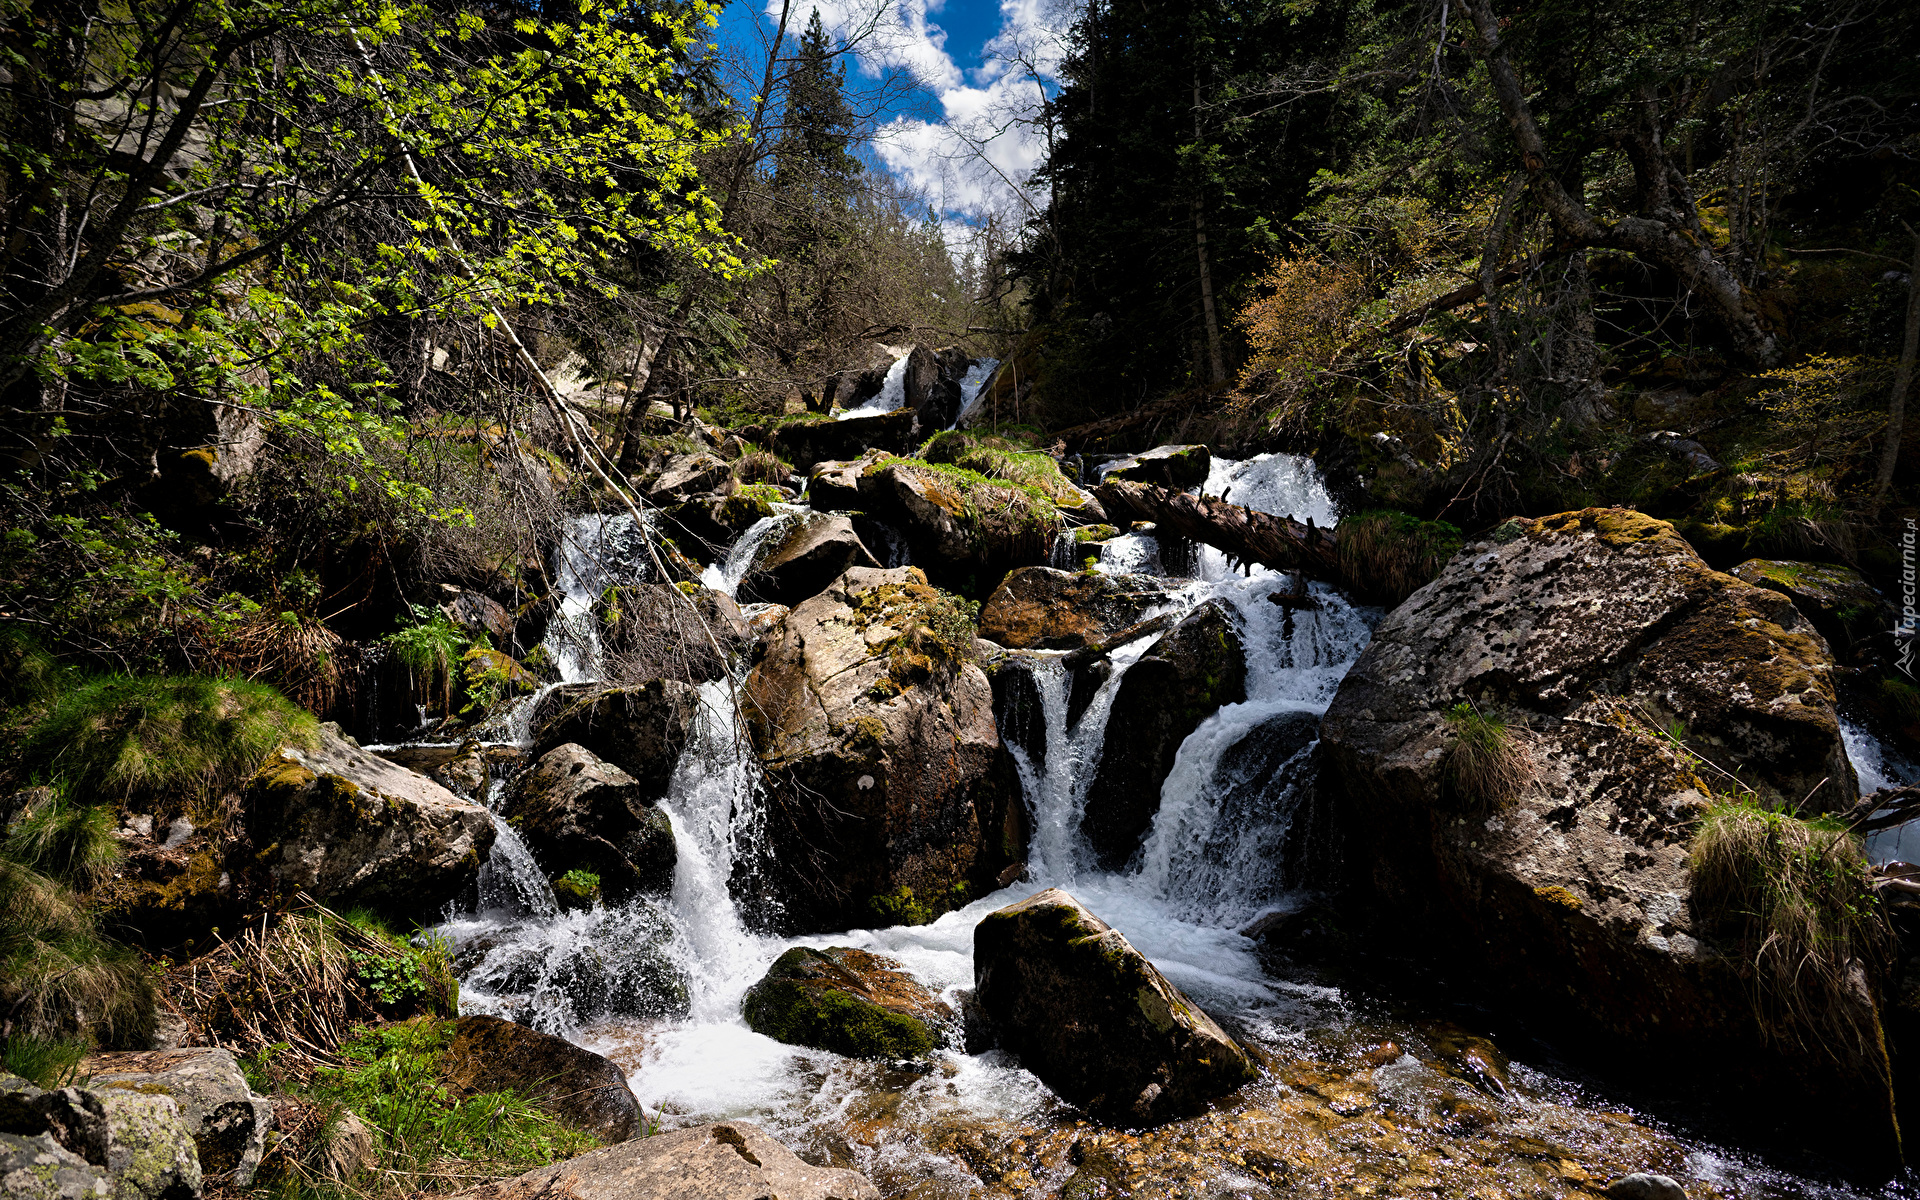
[241,728,494,919]
[1318,506,1890,1163]
[976,566,1176,651]
[973,888,1255,1124]
[854,459,1059,593]
[743,946,953,1059]
[744,566,1022,932]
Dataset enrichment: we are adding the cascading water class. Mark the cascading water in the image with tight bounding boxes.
[429,451,1888,1199]
[836,351,911,420]
[698,506,805,597]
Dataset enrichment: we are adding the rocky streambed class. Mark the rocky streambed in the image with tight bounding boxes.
[317,441,1919,1199]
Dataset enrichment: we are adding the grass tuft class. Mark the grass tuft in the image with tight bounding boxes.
[1689,797,1892,1065]
[2,1032,90,1088]
[1442,701,1529,808]
[17,673,317,811]
[4,792,122,888]
[1335,510,1464,605]
[733,448,792,486]
[0,858,156,1047]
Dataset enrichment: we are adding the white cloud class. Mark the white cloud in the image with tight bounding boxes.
[774,0,1076,226]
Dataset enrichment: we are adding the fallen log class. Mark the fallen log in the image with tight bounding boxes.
[1093,478,1344,582]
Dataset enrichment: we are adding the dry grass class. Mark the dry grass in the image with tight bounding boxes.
[1442,701,1530,809]
[1690,799,1893,1068]
[223,611,349,716]
[1335,510,1464,605]
[733,448,792,486]
[0,858,155,1047]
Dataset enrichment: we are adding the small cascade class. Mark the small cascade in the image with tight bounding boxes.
[950,357,1000,428]
[836,351,911,420]
[474,779,558,920]
[698,507,804,597]
[546,512,655,682]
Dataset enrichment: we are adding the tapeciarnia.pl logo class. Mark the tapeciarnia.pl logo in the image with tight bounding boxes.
[1900,517,1917,679]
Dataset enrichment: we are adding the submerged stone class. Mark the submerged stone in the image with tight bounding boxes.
[973,888,1255,1124]
[506,743,674,900]
[742,946,952,1060]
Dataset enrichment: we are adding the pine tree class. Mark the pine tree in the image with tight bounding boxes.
[771,9,860,231]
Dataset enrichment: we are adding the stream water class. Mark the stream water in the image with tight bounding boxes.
[433,454,1908,1199]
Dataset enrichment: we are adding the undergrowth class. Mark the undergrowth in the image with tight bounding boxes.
[1335,510,1463,605]
[1689,797,1891,1068]
[384,605,481,714]
[918,430,1084,508]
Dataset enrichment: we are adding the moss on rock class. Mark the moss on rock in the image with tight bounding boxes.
[741,946,950,1059]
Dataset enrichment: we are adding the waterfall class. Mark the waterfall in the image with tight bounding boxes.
[698,507,804,597]
[950,357,999,428]
[836,351,911,420]
[546,512,654,682]
[474,779,558,920]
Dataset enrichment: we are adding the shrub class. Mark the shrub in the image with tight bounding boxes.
[16,673,317,810]
[1690,798,1892,1066]
[1442,701,1529,808]
[384,605,479,713]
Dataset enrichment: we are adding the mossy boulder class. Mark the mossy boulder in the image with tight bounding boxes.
[977,566,1177,651]
[1101,445,1210,490]
[769,410,918,473]
[505,744,675,900]
[742,946,952,1059]
[973,888,1255,1124]
[443,1015,640,1143]
[241,729,494,921]
[84,1049,271,1188]
[1729,558,1893,663]
[1082,601,1247,870]
[743,567,1022,933]
[854,459,1059,595]
[643,452,732,505]
[1318,506,1887,1161]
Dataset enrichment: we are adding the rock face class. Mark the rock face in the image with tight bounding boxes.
[84,1049,272,1187]
[1318,508,1885,1154]
[973,889,1255,1124]
[736,513,880,607]
[443,1016,641,1143]
[530,680,700,795]
[442,1121,878,1200]
[744,567,1022,932]
[805,450,888,512]
[243,729,494,918]
[504,744,675,899]
[1082,602,1247,869]
[1102,445,1210,490]
[977,567,1176,650]
[743,947,953,1059]
[854,460,1057,594]
[904,345,974,431]
[97,1090,200,1200]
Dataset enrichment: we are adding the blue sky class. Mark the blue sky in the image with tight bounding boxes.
[706,0,1075,233]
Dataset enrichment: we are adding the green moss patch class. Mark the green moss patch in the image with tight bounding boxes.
[741,946,945,1059]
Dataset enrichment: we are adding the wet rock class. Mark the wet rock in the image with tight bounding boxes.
[530,680,700,796]
[905,345,974,431]
[744,566,1023,932]
[987,654,1048,772]
[805,450,887,511]
[1102,445,1210,490]
[443,1015,641,1143]
[1082,601,1247,869]
[441,1120,879,1200]
[1603,1174,1687,1200]
[591,584,740,684]
[644,452,732,505]
[743,947,953,1060]
[441,590,514,650]
[242,729,494,920]
[737,513,880,607]
[977,567,1177,651]
[855,461,1059,593]
[1417,1024,1510,1097]
[98,1090,201,1200]
[972,888,1255,1123]
[84,1049,272,1186]
[1319,507,1883,1156]
[1729,558,1893,660]
[505,744,675,900]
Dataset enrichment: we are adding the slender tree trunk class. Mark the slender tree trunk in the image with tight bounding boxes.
[1874,226,1920,512]
[1192,77,1225,385]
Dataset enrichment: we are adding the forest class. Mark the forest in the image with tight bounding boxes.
[2,0,1918,1197]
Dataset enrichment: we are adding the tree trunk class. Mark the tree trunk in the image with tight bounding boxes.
[614,326,667,470]
[1094,479,1341,579]
[1874,226,1920,512]
[1191,76,1226,385]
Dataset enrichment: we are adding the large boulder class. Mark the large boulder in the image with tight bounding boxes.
[854,460,1058,594]
[744,567,1023,932]
[823,341,903,411]
[530,680,700,795]
[1729,558,1894,663]
[905,345,974,431]
[736,513,880,607]
[973,889,1255,1124]
[443,1015,641,1143]
[644,452,732,505]
[243,730,494,918]
[977,567,1177,650]
[765,411,917,473]
[1101,445,1210,490]
[442,1121,878,1200]
[743,947,952,1059]
[1318,508,1885,1156]
[1081,601,1247,869]
[84,1049,271,1187]
[504,744,675,900]
[805,450,888,511]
